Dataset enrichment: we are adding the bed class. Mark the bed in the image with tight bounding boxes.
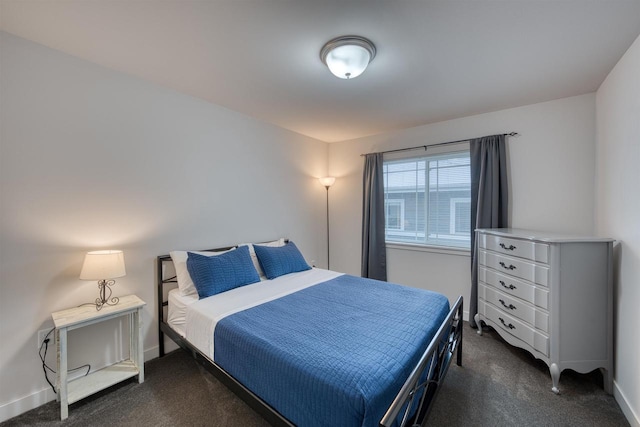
[157,240,463,427]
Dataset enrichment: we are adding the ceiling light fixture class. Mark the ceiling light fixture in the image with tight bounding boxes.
[320,36,376,80]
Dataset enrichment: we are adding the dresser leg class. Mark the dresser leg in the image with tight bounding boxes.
[550,363,560,394]
[474,314,482,336]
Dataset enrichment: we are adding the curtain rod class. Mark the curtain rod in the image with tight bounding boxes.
[360,132,519,157]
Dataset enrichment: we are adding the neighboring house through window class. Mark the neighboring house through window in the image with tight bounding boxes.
[383,147,471,249]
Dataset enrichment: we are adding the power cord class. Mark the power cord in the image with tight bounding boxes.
[39,327,91,394]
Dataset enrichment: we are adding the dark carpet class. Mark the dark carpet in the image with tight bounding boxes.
[2,323,628,426]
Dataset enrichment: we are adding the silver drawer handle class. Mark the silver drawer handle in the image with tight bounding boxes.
[499,261,516,270]
[499,299,516,310]
[499,317,516,330]
[499,280,516,290]
[499,243,517,251]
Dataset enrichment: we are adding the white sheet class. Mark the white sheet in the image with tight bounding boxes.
[184,268,343,360]
[167,288,198,337]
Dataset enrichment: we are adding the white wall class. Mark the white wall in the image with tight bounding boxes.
[328,94,597,309]
[595,34,640,427]
[0,32,328,421]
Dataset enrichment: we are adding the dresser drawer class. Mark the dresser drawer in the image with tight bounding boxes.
[479,284,549,332]
[478,233,549,264]
[479,267,549,309]
[480,301,549,357]
[479,251,549,287]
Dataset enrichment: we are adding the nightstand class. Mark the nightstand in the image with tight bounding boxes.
[52,294,146,420]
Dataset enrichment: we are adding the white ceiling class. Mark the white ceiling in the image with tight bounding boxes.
[2,1,640,142]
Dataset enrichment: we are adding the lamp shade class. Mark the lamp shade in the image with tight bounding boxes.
[319,176,336,188]
[320,36,376,79]
[79,250,126,280]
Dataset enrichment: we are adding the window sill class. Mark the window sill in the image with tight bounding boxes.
[386,242,471,257]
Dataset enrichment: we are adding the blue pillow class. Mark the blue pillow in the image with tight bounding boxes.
[186,246,260,299]
[253,241,311,280]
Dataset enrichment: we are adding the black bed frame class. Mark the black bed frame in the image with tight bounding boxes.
[157,249,463,427]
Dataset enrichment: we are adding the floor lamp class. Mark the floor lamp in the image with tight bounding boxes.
[319,177,336,269]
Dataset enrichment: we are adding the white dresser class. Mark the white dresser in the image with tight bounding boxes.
[474,228,613,394]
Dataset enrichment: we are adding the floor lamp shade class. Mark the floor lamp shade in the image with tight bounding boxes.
[319,176,336,188]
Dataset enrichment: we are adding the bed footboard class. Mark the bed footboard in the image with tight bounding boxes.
[380,296,463,427]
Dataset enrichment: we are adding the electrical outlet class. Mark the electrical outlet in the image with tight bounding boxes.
[37,328,55,350]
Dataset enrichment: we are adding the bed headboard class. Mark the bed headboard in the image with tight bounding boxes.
[156,239,288,356]
[156,244,236,356]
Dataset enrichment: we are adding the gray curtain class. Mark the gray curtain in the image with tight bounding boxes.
[361,153,387,281]
[470,134,508,327]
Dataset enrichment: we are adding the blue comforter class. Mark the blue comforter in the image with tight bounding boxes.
[214,275,450,427]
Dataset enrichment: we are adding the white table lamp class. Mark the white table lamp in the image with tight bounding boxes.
[80,250,126,310]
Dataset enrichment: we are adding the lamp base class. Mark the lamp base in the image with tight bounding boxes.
[95,280,120,311]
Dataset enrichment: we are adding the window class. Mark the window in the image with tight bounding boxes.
[450,198,471,236]
[385,199,405,231]
[383,150,471,249]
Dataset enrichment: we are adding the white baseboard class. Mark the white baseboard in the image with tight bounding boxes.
[144,345,159,362]
[0,386,56,423]
[615,380,640,427]
[0,348,159,423]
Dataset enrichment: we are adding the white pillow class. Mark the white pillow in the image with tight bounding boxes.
[169,248,235,296]
[240,238,285,280]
